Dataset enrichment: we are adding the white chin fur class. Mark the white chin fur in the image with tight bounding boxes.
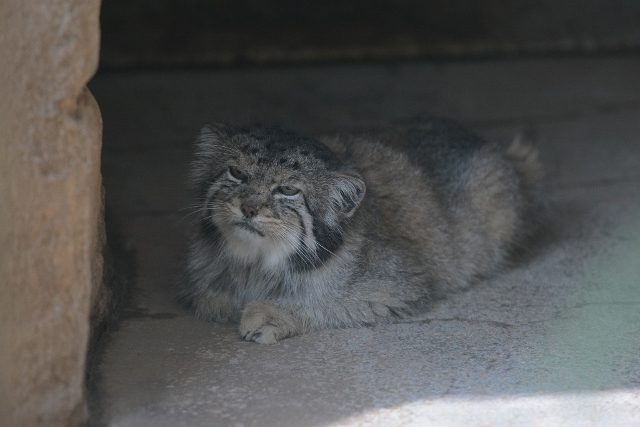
[223,223,295,269]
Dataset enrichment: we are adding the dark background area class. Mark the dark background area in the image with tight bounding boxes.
[100,0,640,70]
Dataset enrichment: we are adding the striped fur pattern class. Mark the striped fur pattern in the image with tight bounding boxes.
[179,118,545,344]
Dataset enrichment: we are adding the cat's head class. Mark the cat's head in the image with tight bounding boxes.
[191,124,366,270]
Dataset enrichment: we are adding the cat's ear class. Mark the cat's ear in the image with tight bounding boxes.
[195,124,238,162]
[329,172,366,218]
[191,124,234,190]
[198,123,232,147]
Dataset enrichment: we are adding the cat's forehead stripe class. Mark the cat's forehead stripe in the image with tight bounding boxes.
[231,126,342,170]
[239,138,323,169]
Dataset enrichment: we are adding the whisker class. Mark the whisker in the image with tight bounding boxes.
[270,231,306,268]
[274,228,316,268]
[278,223,325,266]
[177,200,222,223]
[280,220,346,265]
[179,207,209,222]
[274,229,307,261]
[175,204,204,212]
[315,241,346,265]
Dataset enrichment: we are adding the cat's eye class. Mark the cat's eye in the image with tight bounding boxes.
[277,185,300,196]
[229,166,247,181]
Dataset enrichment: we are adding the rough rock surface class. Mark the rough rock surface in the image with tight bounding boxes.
[0,1,103,426]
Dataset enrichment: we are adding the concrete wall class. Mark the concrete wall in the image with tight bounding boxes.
[100,0,640,68]
[0,1,104,426]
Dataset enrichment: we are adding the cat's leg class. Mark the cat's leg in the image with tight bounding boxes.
[191,292,238,322]
[240,300,302,344]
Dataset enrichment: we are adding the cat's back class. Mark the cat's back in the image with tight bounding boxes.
[344,117,492,189]
[324,117,543,289]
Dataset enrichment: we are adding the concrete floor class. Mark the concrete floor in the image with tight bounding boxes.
[89,56,640,426]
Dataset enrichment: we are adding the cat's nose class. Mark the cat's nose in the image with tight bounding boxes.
[241,204,259,218]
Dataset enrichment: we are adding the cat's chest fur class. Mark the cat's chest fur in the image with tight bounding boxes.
[179,118,544,342]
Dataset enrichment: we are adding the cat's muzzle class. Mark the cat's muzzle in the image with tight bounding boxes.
[234,219,265,237]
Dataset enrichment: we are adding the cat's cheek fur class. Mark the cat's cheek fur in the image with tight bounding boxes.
[240,300,302,344]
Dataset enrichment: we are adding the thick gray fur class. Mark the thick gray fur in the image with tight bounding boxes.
[179,118,545,344]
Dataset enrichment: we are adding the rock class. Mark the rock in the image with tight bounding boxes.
[0,1,103,426]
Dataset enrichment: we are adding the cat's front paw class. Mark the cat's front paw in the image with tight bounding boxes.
[239,300,300,344]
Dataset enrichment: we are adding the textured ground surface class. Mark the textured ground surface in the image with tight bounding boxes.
[89,56,640,426]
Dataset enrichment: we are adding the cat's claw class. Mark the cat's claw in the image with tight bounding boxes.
[240,324,277,344]
[254,327,278,344]
[239,301,298,344]
[239,309,278,344]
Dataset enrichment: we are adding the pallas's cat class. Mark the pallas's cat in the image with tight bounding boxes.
[179,118,544,344]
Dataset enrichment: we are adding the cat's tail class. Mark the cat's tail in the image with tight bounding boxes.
[505,135,543,187]
[504,135,548,237]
